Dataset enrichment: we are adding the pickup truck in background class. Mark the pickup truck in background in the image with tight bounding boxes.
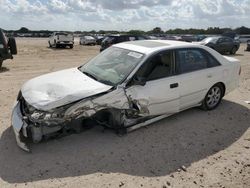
[0,29,17,69]
[48,32,74,49]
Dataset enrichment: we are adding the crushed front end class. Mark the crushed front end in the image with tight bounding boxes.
[11,95,80,152]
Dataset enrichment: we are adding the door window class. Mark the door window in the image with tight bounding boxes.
[136,51,174,81]
[203,50,221,68]
[176,49,208,74]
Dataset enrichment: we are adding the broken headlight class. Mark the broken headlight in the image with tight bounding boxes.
[30,108,65,120]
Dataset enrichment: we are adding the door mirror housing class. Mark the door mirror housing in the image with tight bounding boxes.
[133,76,146,86]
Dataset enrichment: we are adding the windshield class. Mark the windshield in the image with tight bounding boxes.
[79,47,144,86]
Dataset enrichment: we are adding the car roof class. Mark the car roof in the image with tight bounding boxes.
[114,40,200,55]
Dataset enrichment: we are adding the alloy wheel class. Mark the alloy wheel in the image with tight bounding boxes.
[206,86,221,108]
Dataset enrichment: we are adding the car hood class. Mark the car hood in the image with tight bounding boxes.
[21,68,113,111]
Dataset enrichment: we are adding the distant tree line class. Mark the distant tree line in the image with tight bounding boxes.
[2,26,250,37]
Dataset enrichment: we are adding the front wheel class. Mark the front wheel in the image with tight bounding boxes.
[201,84,224,110]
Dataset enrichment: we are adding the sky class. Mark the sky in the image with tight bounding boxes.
[0,0,249,31]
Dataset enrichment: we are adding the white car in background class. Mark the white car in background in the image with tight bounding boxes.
[11,40,241,151]
[79,36,96,45]
[48,32,74,48]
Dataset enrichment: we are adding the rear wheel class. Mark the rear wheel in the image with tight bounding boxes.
[230,46,237,54]
[69,44,73,49]
[201,84,224,110]
[0,60,3,69]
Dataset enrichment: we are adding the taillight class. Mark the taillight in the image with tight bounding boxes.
[239,66,241,75]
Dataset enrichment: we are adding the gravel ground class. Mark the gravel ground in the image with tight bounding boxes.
[0,38,249,188]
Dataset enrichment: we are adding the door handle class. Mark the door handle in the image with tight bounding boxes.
[170,83,178,88]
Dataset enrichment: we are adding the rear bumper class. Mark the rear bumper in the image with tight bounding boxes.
[56,41,74,44]
[11,102,30,152]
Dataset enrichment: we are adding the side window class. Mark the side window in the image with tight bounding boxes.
[176,49,208,74]
[203,50,221,68]
[136,51,174,81]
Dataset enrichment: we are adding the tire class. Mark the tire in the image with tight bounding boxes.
[0,60,3,69]
[230,46,237,55]
[8,37,17,55]
[48,41,52,47]
[201,84,224,110]
[69,44,73,49]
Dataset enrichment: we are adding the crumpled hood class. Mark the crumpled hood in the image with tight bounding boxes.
[21,68,112,111]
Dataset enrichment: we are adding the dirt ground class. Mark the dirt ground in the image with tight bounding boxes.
[0,38,249,188]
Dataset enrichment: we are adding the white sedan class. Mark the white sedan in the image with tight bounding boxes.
[79,36,96,45]
[11,40,241,151]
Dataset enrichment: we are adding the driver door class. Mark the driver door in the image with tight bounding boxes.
[125,50,180,116]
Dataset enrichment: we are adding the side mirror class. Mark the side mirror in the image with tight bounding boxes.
[133,76,146,86]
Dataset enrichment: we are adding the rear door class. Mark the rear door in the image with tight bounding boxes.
[176,48,222,110]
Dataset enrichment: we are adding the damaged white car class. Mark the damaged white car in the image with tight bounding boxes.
[12,40,241,152]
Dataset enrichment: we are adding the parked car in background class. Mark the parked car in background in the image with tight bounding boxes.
[0,29,17,69]
[95,36,104,45]
[196,36,240,54]
[79,36,96,45]
[164,35,182,41]
[239,35,250,43]
[180,35,197,42]
[48,32,74,48]
[100,35,148,51]
[196,35,207,41]
[12,40,240,151]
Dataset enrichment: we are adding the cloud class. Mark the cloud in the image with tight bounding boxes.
[0,0,249,30]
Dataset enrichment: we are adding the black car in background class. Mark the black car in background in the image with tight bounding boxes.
[0,29,17,69]
[100,35,148,52]
[197,36,240,54]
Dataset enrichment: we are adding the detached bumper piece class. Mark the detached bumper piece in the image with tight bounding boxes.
[11,102,30,152]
